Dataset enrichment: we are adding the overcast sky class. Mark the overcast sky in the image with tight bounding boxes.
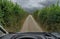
[11,0,60,12]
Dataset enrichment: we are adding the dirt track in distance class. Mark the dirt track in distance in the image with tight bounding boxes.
[20,15,43,32]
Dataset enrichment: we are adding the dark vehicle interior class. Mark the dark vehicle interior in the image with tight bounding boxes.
[0,28,60,39]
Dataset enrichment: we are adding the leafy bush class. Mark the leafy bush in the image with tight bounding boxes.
[33,4,60,32]
[0,0,28,32]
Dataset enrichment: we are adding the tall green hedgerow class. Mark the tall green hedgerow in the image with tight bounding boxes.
[0,0,28,32]
[33,4,60,32]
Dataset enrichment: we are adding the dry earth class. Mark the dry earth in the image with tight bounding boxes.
[20,15,43,32]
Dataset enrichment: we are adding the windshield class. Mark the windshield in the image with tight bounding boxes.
[0,0,60,33]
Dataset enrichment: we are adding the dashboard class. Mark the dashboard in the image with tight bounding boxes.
[0,32,60,39]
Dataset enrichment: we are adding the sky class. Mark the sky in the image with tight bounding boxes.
[10,0,60,12]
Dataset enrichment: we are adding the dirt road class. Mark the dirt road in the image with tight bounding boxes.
[20,15,43,32]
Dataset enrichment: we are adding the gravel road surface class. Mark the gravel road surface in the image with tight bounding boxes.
[20,15,43,32]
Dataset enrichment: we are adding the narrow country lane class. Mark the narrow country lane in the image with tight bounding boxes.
[20,15,43,32]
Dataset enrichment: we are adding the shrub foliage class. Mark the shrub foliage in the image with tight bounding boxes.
[0,0,28,32]
[33,4,60,32]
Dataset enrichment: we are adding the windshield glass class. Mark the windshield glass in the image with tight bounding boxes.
[0,0,60,33]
